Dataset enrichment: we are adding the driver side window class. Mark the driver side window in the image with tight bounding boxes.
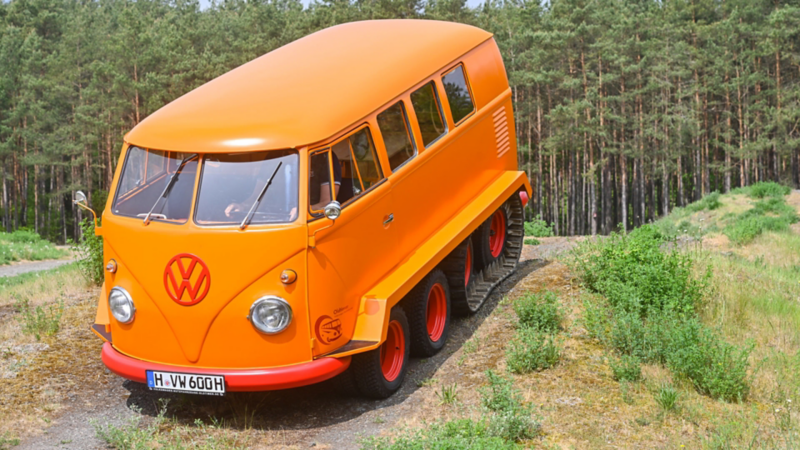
[309,127,384,217]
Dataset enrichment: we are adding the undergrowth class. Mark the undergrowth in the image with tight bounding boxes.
[524,215,554,237]
[572,225,752,402]
[361,371,538,449]
[0,229,66,265]
[15,297,64,341]
[723,195,798,245]
[73,218,104,285]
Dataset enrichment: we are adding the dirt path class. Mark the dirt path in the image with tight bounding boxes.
[0,259,75,278]
[15,239,579,450]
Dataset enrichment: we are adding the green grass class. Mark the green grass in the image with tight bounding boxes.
[0,230,67,265]
[654,383,679,412]
[723,196,798,245]
[610,355,642,382]
[506,327,561,373]
[361,371,538,449]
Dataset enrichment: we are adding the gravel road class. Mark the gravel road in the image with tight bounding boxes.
[0,259,74,278]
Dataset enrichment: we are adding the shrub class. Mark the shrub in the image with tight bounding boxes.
[573,225,705,316]
[524,215,554,237]
[15,297,64,341]
[480,371,538,442]
[513,290,562,332]
[686,191,722,212]
[73,218,104,285]
[723,197,799,245]
[523,238,540,245]
[748,181,790,199]
[610,355,642,382]
[3,229,42,243]
[506,327,560,373]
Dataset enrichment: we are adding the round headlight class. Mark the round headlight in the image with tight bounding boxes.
[248,296,292,334]
[109,287,135,324]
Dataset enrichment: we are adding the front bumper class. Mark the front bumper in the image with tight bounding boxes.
[101,342,350,392]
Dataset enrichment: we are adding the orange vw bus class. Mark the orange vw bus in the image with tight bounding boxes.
[76,20,532,399]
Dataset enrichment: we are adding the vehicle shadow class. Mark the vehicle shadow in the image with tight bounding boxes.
[125,258,548,431]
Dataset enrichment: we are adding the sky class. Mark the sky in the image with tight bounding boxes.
[197,0,486,9]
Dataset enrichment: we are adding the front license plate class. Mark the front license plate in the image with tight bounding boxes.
[146,370,225,396]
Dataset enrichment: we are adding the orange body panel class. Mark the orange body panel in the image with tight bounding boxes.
[95,20,530,387]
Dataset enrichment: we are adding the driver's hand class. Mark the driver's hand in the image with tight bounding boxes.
[225,203,243,217]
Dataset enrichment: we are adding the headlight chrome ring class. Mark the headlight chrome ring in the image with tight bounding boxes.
[248,296,292,335]
[109,287,136,324]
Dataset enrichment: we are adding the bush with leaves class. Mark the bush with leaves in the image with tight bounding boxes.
[610,355,642,382]
[15,297,64,341]
[747,181,791,199]
[524,215,554,237]
[506,327,560,373]
[513,290,563,332]
[73,218,104,285]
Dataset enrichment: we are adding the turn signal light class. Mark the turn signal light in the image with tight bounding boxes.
[280,269,297,284]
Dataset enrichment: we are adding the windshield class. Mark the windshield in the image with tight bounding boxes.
[112,147,198,223]
[195,150,298,225]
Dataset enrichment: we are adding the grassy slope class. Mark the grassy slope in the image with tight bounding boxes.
[372,187,800,448]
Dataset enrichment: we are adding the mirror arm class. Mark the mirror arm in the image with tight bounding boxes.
[73,201,101,234]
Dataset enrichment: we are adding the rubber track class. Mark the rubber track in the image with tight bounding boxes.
[439,239,474,316]
[446,192,524,315]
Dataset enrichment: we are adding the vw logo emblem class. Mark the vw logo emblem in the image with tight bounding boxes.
[164,254,211,306]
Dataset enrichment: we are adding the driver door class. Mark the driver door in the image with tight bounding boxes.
[306,125,397,356]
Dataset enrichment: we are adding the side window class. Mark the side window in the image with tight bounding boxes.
[377,101,416,172]
[309,151,336,214]
[410,81,446,147]
[329,128,384,205]
[442,65,475,125]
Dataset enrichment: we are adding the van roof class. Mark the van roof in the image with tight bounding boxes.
[125,20,493,154]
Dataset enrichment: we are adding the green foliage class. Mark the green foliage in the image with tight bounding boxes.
[654,383,679,412]
[0,230,67,265]
[685,191,722,212]
[15,297,64,341]
[573,225,706,316]
[513,290,562,332]
[610,355,642,382]
[73,218,104,285]
[572,225,752,402]
[363,371,537,449]
[747,181,791,199]
[506,327,560,373]
[524,215,554,237]
[523,238,540,246]
[724,196,799,245]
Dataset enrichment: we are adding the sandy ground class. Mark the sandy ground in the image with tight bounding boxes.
[0,259,75,278]
[13,238,579,450]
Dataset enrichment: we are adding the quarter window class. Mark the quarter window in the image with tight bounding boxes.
[410,81,446,147]
[377,101,416,172]
[442,65,475,125]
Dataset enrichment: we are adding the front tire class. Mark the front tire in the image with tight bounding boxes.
[351,307,410,399]
[404,269,451,356]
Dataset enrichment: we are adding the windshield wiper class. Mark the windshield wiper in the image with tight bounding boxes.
[240,161,283,230]
[142,154,198,225]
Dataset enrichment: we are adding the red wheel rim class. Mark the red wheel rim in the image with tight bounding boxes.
[426,283,447,342]
[380,320,405,382]
[489,210,506,258]
[464,245,472,287]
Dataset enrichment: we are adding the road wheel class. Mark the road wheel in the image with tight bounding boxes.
[404,269,451,356]
[440,238,475,316]
[351,307,410,399]
[473,206,509,270]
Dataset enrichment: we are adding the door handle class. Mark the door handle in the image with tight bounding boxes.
[383,214,394,226]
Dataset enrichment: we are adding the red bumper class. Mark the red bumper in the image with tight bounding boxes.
[101,342,350,392]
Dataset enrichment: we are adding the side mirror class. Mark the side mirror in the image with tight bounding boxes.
[74,190,88,207]
[323,201,341,221]
[73,190,101,231]
[309,201,341,249]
